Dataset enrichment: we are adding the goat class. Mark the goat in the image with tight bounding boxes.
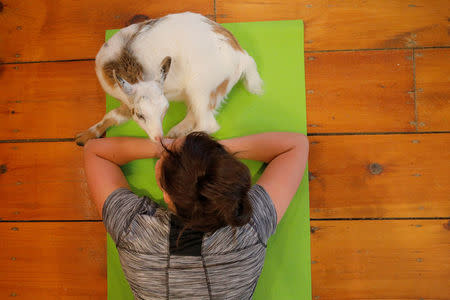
[75,12,263,146]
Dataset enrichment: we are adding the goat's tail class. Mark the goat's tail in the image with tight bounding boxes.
[242,53,264,95]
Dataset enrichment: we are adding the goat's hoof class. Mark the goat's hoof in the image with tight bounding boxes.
[75,130,96,147]
[167,126,193,138]
[166,131,179,139]
[193,124,220,136]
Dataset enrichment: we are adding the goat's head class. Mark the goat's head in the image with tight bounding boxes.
[113,56,172,141]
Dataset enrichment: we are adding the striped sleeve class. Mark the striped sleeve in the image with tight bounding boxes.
[248,184,278,245]
[102,187,158,245]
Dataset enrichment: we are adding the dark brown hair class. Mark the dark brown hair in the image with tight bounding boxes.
[160,132,252,233]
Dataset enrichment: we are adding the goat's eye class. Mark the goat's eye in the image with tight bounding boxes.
[136,113,145,120]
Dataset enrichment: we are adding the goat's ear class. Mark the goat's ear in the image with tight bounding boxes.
[113,69,135,95]
[159,56,172,83]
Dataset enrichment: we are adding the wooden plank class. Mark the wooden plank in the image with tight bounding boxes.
[0,222,106,299]
[0,142,84,185]
[0,50,416,139]
[415,48,450,131]
[1,181,98,221]
[216,0,450,51]
[2,133,449,220]
[0,0,214,62]
[309,134,450,218]
[0,61,104,140]
[305,50,415,133]
[0,142,99,220]
[311,219,450,299]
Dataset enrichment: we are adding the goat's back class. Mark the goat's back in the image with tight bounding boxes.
[96,12,248,101]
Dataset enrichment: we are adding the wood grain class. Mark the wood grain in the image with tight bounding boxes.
[216,0,450,51]
[0,142,84,185]
[0,222,106,299]
[311,219,450,300]
[0,0,214,62]
[305,50,415,133]
[0,142,99,220]
[1,181,98,221]
[309,134,450,218]
[0,50,417,139]
[0,61,104,140]
[2,133,449,220]
[415,48,450,131]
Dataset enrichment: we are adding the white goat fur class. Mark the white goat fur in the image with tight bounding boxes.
[76,12,263,145]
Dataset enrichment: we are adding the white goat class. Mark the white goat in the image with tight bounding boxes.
[75,12,263,146]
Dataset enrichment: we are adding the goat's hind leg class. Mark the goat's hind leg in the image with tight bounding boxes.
[75,104,132,146]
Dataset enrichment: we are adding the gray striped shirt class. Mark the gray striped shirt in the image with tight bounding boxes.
[103,184,277,299]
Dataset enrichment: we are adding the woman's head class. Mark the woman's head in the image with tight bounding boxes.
[155,132,252,232]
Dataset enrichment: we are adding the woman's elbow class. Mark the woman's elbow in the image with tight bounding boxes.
[294,133,309,152]
[83,139,99,155]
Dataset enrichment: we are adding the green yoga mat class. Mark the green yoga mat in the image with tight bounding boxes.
[105,19,311,299]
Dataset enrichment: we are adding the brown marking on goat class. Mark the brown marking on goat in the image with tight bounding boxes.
[102,47,144,87]
[116,104,133,119]
[97,118,119,134]
[95,105,132,135]
[141,18,162,30]
[203,19,243,52]
[75,105,132,146]
[75,130,97,146]
[102,17,166,88]
[126,14,151,26]
[160,56,172,81]
[131,17,165,40]
[75,118,119,146]
[209,78,229,110]
[96,105,132,135]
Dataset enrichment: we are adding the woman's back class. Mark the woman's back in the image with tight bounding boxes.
[84,131,309,299]
[103,184,277,300]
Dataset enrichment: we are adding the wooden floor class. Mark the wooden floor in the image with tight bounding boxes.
[1,0,449,299]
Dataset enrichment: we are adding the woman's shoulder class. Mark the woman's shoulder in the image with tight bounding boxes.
[103,187,168,220]
[248,184,277,218]
[247,184,278,244]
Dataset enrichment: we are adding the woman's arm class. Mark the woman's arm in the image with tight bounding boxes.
[219,132,309,223]
[83,137,171,216]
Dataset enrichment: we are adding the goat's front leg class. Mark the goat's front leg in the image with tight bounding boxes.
[190,96,220,135]
[167,109,196,138]
[75,104,132,146]
[192,109,220,135]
